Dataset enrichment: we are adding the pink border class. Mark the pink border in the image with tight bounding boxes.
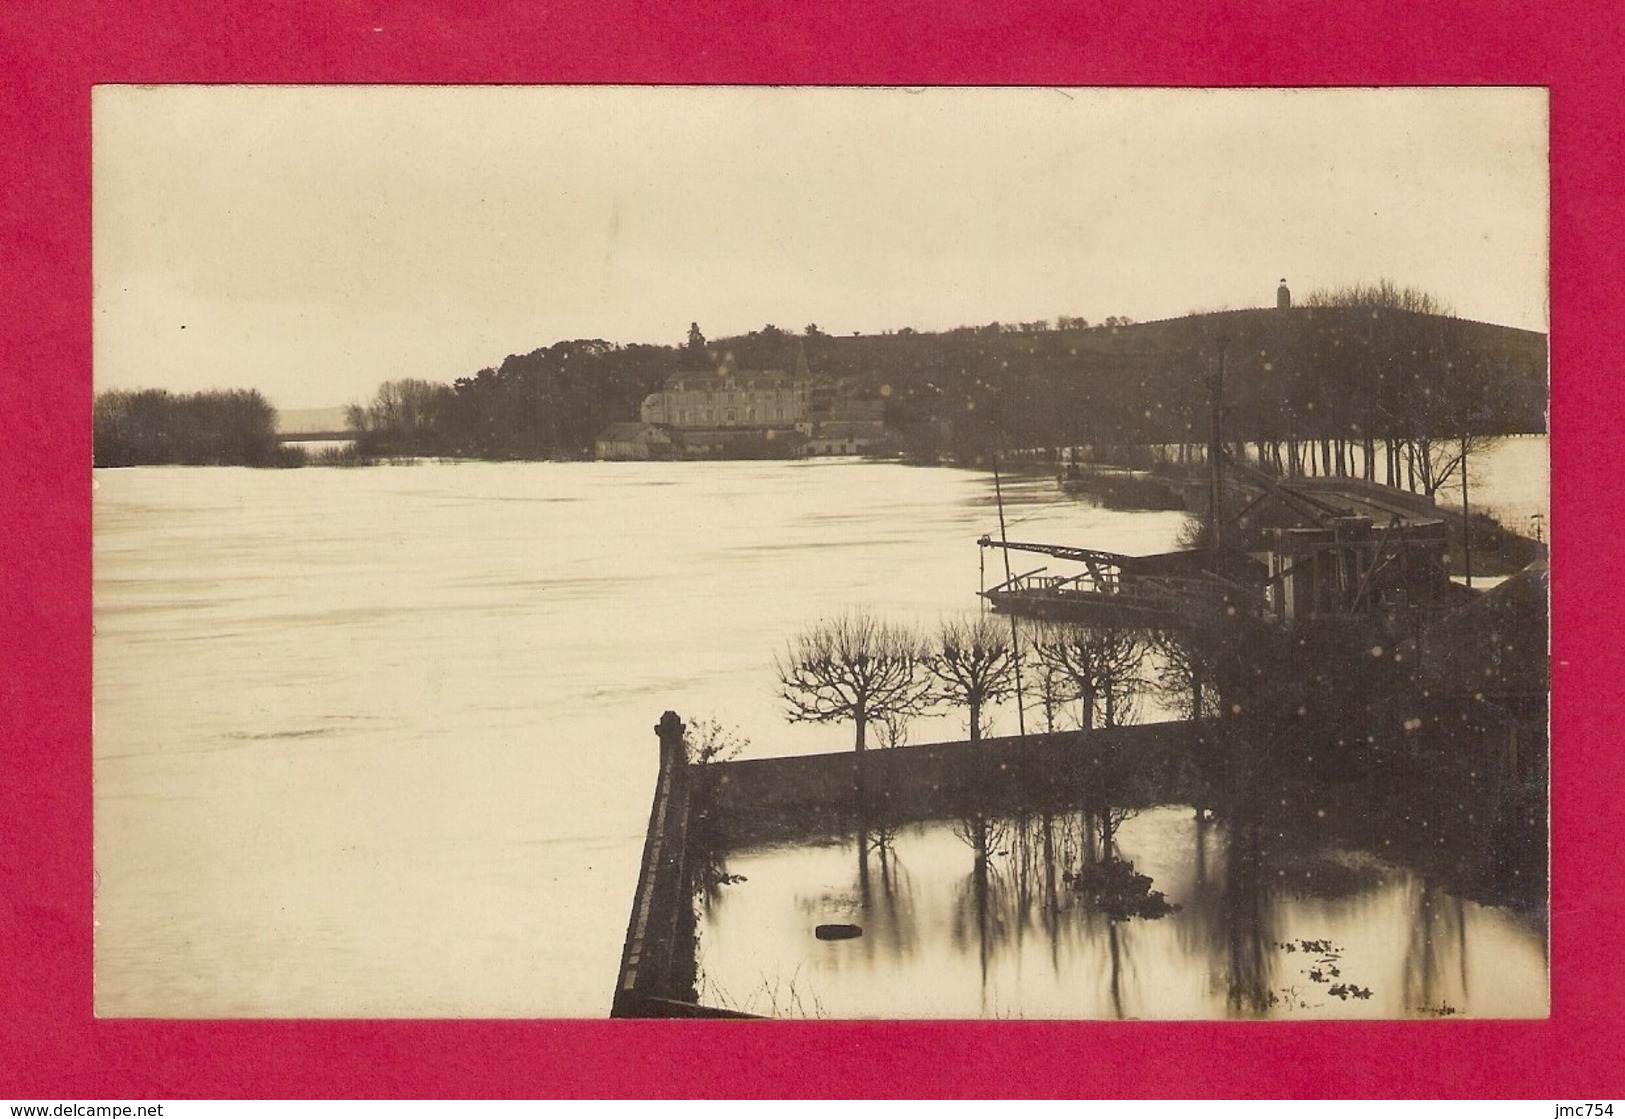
[3,0,1617,1098]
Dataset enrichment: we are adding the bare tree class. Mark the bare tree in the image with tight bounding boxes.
[1402,432,1497,499]
[1027,622,1149,731]
[1030,659,1075,733]
[1149,628,1224,723]
[346,378,452,455]
[1391,319,1499,498]
[776,613,930,753]
[682,716,747,766]
[875,710,912,750]
[1300,279,1454,316]
[925,614,1018,742]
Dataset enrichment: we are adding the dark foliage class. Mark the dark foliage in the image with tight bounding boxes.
[1066,856,1179,920]
[349,341,675,459]
[93,388,296,467]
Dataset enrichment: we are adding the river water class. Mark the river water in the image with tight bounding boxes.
[697,808,1546,1020]
[92,442,1547,1018]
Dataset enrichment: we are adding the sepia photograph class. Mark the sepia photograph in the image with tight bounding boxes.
[91,85,1549,1021]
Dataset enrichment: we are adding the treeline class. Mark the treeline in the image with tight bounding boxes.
[336,286,1547,464]
[776,611,1153,753]
[347,339,673,459]
[774,603,1427,758]
[96,289,1546,471]
[93,388,299,468]
[767,306,1545,465]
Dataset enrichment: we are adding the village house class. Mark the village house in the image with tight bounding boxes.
[592,421,675,461]
[799,398,889,456]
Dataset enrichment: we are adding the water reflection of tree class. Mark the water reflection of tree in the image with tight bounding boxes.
[1068,813,1147,1020]
[1401,880,1468,1016]
[990,812,1074,970]
[1058,872,1141,1020]
[853,816,918,963]
[1104,919,1136,1019]
[1218,799,1278,1016]
[1174,807,1223,956]
[1164,717,1284,1017]
[949,814,1011,1014]
[940,808,1166,1017]
[949,812,1131,1011]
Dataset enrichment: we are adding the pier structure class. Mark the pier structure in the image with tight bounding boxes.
[978,537,1264,627]
[982,467,1464,631]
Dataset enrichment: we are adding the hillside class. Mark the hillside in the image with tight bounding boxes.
[337,304,1546,463]
[711,307,1546,456]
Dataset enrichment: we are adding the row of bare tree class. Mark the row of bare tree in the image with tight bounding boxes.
[775,611,1179,753]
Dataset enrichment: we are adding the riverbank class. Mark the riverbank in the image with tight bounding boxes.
[1022,439,1547,577]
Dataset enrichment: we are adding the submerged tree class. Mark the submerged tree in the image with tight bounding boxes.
[776,612,930,753]
[925,614,1018,742]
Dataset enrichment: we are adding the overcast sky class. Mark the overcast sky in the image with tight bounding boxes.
[93,86,1548,410]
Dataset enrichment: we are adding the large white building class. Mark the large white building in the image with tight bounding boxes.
[639,363,811,429]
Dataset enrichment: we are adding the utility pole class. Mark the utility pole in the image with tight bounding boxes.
[1461,434,1473,589]
[990,446,1028,739]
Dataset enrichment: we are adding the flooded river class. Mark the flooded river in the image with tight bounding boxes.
[92,444,1547,1018]
[697,808,1546,1020]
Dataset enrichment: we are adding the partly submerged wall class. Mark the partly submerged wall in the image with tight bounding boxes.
[609,712,701,1018]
